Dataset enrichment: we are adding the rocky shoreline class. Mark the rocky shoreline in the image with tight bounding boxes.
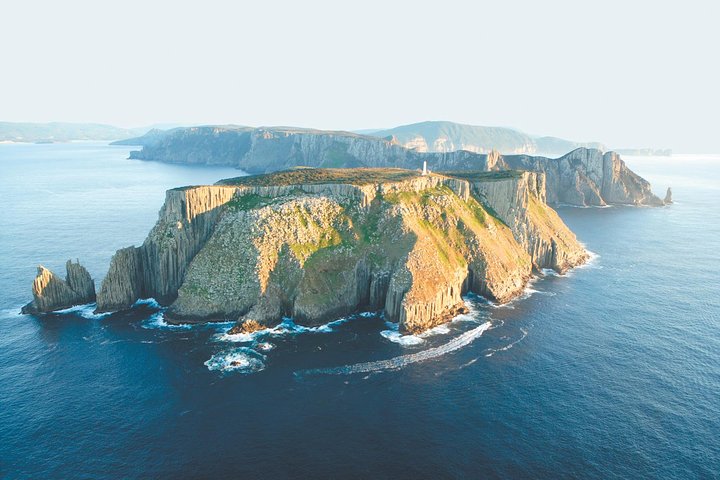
[24,168,589,334]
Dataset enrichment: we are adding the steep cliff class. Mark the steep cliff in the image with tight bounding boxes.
[500,148,663,206]
[126,126,662,207]
[91,168,587,333]
[94,186,237,312]
[22,260,96,314]
[447,171,588,272]
[369,121,606,155]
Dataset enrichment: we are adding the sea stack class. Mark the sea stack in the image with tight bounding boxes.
[21,260,96,314]
[664,187,673,204]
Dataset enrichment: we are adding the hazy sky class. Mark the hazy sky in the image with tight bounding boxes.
[2,0,718,151]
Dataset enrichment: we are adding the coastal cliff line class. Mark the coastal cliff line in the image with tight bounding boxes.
[119,126,665,207]
[25,168,588,335]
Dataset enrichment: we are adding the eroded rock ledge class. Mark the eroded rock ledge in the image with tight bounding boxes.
[82,168,587,333]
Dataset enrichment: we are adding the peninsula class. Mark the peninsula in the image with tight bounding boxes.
[118,126,664,207]
[25,168,588,334]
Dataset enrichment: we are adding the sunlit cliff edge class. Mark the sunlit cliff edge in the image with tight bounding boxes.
[25,168,588,334]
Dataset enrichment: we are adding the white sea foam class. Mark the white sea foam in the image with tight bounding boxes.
[141,311,193,330]
[485,328,528,357]
[380,329,425,346]
[421,324,451,336]
[204,347,266,374]
[298,321,492,376]
[215,315,359,343]
[379,321,455,346]
[255,342,275,352]
[133,298,162,309]
[53,303,111,320]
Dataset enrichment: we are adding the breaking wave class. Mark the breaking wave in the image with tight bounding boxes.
[53,303,111,320]
[204,347,266,374]
[141,311,193,330]
[215,315,364,343]
[380,329,424,346]
[297,321,492,376]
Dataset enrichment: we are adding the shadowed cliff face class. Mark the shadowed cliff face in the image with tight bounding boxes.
[125,126,662,207]
[90,169,587,333]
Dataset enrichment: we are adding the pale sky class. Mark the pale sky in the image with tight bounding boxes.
[1,0,718,152]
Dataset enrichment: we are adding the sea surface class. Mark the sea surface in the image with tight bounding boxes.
[0,143,718,479]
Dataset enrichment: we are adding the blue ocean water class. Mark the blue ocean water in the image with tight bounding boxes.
[0,144,718,479]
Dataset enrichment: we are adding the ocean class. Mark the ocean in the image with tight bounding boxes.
[0,143,718,479]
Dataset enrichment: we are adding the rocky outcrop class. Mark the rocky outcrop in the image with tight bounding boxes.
[22,260,96,314]
[501,148,663,206]
[455,171,588,272]
[87,168,586,334]
[664,187,673,204]
[95,186,237,312]
[126,126,662,207]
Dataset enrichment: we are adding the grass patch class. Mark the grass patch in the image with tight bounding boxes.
[227,193,270,210]
[441,170,525,181]
[217,168,421,187]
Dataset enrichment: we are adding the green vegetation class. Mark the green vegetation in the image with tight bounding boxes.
[321,143,357,168]
[217,168,421,187]
[441,170,525,181]
[226,193,271,210]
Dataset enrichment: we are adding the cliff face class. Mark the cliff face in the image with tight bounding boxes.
[455,171,588,272]
[127,126,661,207]
[22,260,96,314]
[501,148,663,206]
[95,186,237,312]
[92,168,587,333]
[369,121,606,155]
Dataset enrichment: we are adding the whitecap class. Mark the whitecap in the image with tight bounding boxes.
[380,329,425,346]
[204,347,266,374]
[421,324,451,336]
[133,298,162,309]
[255,342,275,352]
[299,321,492,376]
[53,303,111,320]
[141,311,192,330]
[214,315,355,343]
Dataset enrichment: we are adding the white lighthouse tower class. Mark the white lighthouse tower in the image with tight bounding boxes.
[422,161,428,176]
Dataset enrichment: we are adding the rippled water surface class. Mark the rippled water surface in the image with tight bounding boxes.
[1,144,718,479]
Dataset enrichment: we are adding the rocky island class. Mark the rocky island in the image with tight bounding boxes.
[25,168,588,334]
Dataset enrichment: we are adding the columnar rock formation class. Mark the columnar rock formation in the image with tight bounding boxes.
[120,126,663,207]
[86,168,587,333]
[499,149,664,206]
[94,186,237,312]
[22,260,96,314]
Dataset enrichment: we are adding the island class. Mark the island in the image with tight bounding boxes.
[25,168,589,334]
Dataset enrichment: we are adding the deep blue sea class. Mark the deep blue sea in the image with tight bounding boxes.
[1,143,718,479]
